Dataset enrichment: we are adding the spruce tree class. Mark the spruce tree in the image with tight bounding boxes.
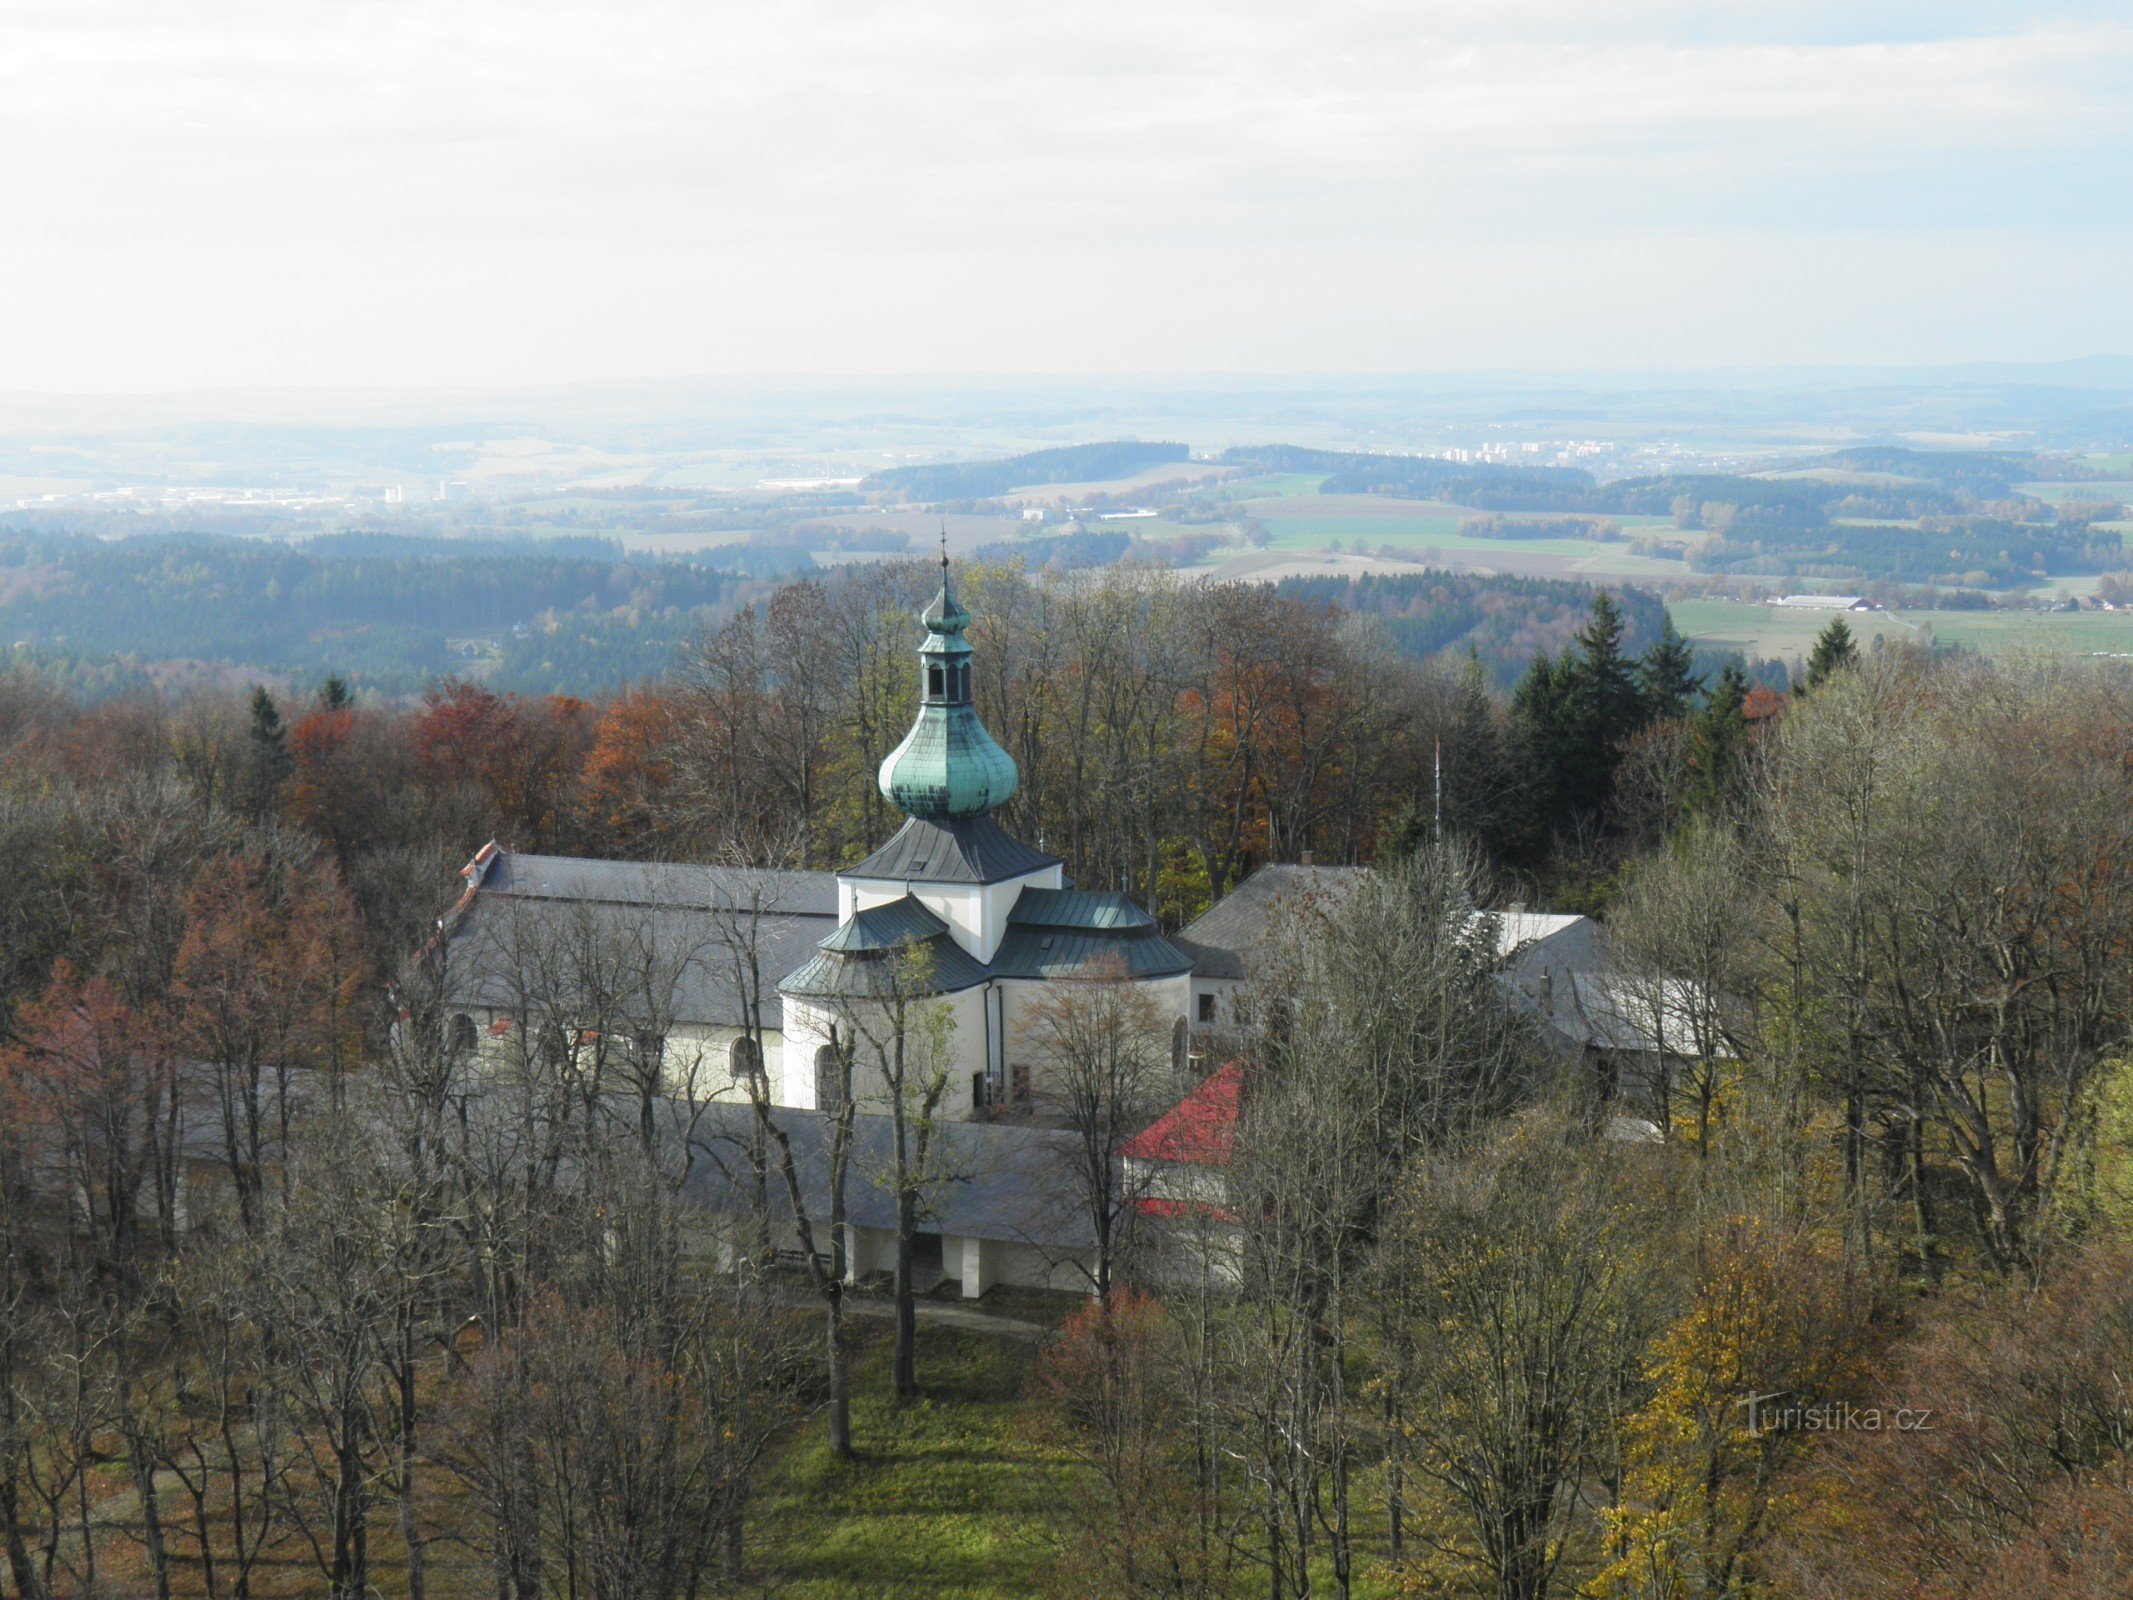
[245,686,293,820]
[1638,615,1702,721]
[1512,650,1578,835]
[1574,592,1646,750]
[1801,617,1858,692]
[1685,659,1750,816]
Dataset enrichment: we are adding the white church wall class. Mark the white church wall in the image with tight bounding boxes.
[994,970,1192,1102]
[781,986,991,1117]
[449,1008,783,1106]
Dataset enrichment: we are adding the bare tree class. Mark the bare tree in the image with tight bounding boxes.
[1021,952,1174,1299]
[1381,1122,1653,1600]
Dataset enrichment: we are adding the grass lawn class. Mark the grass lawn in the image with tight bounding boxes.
[747,1322,1078,1599]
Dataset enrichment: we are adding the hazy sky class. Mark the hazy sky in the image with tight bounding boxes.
[4,1,2129,391]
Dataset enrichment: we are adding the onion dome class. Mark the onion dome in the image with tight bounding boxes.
[877,557,1019,818]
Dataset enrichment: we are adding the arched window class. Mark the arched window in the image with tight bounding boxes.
[814,1044,845,1112]
[448,1013,477,1055]
[729,1035,761,1083]
[928,664,945,699]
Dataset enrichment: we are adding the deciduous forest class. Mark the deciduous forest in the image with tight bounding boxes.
[1,558,2128,1598]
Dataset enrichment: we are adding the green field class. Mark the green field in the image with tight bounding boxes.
[1231,494,1688,575]
[1671,598,2133,664]
[1223,470,1330,499]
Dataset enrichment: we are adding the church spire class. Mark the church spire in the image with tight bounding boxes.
[877,554,1018,818]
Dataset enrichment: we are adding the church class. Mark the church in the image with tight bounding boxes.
[442,555,1202,1128]
[436,557,1649,1294]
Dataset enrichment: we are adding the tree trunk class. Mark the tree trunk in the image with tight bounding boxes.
[892,1190,918,1401]
[827,1294,852,1459]
[126,1426,174,1600]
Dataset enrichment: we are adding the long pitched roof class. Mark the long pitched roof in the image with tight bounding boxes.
[440,850,838,1031]
[1171,864,1370,979]
[682,1102,1094,1249]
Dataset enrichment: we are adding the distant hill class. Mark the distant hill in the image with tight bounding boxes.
[0,531,789,695]
[865,441,1190,501]
[1785,446,2040,500]
[1220,444,1598,507]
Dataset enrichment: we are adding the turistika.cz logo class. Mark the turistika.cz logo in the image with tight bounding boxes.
[1737,1392,1935,1437]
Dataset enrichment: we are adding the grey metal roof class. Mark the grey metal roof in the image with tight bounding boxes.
[779,931,994,1001]
[1009,888,1157,932]
[442,856,836,1030]
[845,814,1061,886]
[681,1102,1095,1251]
[818,896,948,953]
[991,925,1194,981]
[483,854,839,916]
[1172,864,1370,979]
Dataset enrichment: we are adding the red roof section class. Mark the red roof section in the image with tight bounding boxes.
[1119,1062,1242,1166]
[1134,1195,1241,1224]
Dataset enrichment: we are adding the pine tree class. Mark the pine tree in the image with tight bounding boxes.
[1638,616,1702,721]
[1801,618,1858,692]
[318,675,352,710]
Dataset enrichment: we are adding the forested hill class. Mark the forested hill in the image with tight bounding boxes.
[0,531,795,694]
[1273,570,1668,686]
[1221,443,1599,505]
[864,440,1189,500]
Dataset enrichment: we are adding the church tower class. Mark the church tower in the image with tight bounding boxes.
[875,552,1019,818]
[777,552,1192,1117]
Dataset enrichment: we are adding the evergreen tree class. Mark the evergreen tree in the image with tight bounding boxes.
[1512,650,1579,834]
[244,685,293,822]
[1800,618,1858,692]
[1638,615,1702,721]
[1685,659,1750,816]
[1575,592,1646,749]
[318,674,352,709]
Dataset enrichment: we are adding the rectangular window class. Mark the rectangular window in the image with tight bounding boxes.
[928,665,944,698]
[1197,992,1216,1024]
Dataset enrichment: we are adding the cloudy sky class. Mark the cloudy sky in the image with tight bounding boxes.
[3,1,2128,390]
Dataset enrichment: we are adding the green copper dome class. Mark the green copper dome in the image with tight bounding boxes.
[877,560,1020,818]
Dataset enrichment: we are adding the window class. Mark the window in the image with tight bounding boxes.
[1197,992,1216,1024]
[814,1044,845,1113]
[448,1012,478,1054]
[728,1035,761,1083]
[928,665,944,699]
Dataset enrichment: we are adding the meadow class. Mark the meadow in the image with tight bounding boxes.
[1669,596,2133,664]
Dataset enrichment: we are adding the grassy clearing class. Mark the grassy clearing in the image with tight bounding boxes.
[748,1322,1078,1599]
